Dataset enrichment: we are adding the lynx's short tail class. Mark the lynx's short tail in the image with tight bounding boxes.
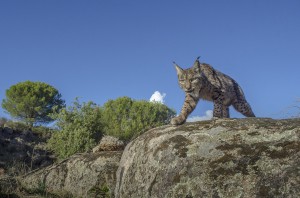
[233,100,255,117]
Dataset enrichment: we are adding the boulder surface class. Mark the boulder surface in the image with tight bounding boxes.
[115,118,300,198]
[20,151,122,197]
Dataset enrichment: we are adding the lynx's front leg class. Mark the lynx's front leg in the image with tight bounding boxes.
[171,94,198,125]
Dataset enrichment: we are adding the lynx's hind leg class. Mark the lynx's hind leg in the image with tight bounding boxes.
[222,105,230,118]
[213,104,230,118]
[233,100,255,117]
[213,93,227,118]
[213,100,223,118]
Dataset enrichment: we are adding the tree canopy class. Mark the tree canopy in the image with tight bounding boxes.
[102,97,176,140]
[2,81,65,127]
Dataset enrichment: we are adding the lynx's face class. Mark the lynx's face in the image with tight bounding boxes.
[174,59,202,94]
[177,69,200,93]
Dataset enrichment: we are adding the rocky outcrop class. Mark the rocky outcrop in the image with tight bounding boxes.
[20,151,122,197]
[115,118,300,198]
[2,118,299,197]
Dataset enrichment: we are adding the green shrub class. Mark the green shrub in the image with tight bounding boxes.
[32,126,56,140]
[102,97,176,141]
[47,97,175,159]
[47,99,103,159]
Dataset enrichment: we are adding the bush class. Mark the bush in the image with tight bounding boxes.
[32,126,56,140]
[102,97,176,141]
[47,99,103,159]
[47,97,176,159]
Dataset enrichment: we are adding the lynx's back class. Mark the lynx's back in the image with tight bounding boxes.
[199,63,246,103]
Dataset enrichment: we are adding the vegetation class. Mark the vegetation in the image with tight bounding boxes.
[1,81,176,160]
[88,185,111,198]
[102,97,176,140]
[2,81,65,127]
[47,97,175,159]
[47,99,103,159]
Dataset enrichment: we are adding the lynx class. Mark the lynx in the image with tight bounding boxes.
[171,57,255,125]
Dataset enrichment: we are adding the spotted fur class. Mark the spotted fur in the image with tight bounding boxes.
[171,57,255,125]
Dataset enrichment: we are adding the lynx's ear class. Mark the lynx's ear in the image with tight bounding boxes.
[173,61,183,75]
[193,56,201,73]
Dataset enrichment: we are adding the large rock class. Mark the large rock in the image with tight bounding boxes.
[115,118,300,198]
[20,151,122,197]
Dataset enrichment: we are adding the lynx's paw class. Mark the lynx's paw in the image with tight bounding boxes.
[171,116,186,125]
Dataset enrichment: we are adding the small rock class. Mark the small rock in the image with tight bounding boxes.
[93,136,125,152]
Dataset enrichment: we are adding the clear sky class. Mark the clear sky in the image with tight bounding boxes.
[1,0,300,121]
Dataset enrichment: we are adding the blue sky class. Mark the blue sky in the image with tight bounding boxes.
[1,0,300,120]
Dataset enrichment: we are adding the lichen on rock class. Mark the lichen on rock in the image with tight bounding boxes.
[115,118,300,198]
[20,151,122,197]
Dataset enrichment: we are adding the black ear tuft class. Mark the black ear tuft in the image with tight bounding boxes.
[193,57,201,73]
